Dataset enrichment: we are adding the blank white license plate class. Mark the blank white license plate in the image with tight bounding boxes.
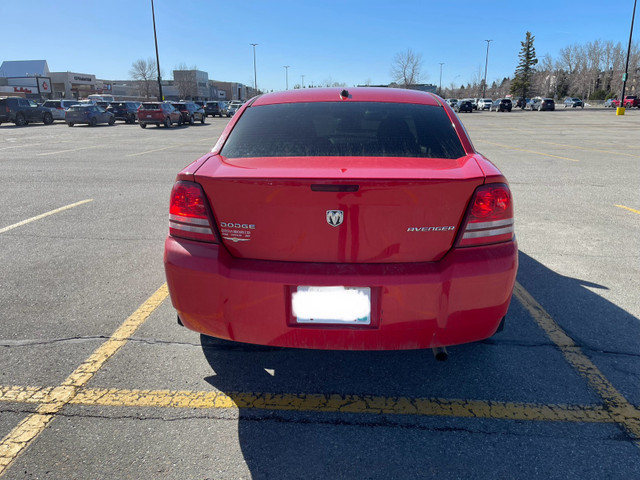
[292,286,371,325]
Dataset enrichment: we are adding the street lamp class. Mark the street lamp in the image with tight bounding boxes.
[618,0,637,115]
[439,63,444,95]
[151,0,163,101]
[284,65,290,90]
[250,43,258,95]
[483,39,493,98]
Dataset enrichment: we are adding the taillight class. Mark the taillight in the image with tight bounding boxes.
[169,181,218,243]
[457,184,514,247]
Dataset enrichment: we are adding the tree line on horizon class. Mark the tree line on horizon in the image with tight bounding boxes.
[442,33,640,101]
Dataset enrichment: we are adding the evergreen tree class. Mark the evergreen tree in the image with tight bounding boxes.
[510,32,538,99]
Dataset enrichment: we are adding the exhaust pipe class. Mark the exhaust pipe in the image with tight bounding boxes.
[432,346,448,362]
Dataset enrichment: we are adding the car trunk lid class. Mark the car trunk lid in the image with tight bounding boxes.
[194,155,485,263]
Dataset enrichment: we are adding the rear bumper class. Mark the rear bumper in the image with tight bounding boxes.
[164,237,518,350]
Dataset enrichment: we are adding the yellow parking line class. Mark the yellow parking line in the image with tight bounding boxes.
[513,282,640,445]
[616,205,640,215]
[537,141,640,159]
[0,385,613,424]
[0,284,168,475]
[0,200,93,234]
[476,140,580,162]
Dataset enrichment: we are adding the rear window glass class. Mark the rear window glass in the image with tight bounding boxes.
[141,103,160,110]
[221,102,465,159]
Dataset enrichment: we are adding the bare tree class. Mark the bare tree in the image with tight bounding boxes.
[390,48,424,87]
[129,58,158,100]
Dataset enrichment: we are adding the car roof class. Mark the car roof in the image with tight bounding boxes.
[251,87,442,107]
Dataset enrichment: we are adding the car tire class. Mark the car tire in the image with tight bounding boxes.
[108,116,115,126]
[68,123,74,127]
[89,117,97,127]
[200,115,205,124]
[43,113,53,125]
[140,123,147,129]
[15,113,26,126]
[164,117,171,128]
[189,115,194,125]
[177,116,183,126]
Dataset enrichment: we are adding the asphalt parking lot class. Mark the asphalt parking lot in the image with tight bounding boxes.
[1,108,639,479]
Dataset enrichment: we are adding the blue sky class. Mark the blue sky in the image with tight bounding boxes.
[3,0,637,91]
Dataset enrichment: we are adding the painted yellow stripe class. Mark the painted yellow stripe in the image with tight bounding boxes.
[513,282,640,444]
[0,385,612,424]
[0,200,93,234]
[0,284,168,475]
[616,205,640,215]
[537,141,640,159]
[476,140,580,162]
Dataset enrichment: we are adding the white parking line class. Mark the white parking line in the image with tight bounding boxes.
[0,200,93,234]
[36,146,99,157]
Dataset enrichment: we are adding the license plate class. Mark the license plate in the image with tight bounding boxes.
[292,286,371,325]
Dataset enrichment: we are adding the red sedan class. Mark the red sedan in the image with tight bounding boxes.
[164,88,518,352]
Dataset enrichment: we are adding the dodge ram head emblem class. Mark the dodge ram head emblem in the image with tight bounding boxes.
[326,210,344,227]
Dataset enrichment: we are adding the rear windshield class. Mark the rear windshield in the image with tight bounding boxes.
[141,103,160,110]
[221,102,465,159]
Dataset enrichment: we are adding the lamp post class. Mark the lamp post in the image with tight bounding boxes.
[284,65,290,90]
[483,39,493,98]
[618,0,637,115]
[439,63,444,95]
[151,0,163,101]
[250,43,258,95]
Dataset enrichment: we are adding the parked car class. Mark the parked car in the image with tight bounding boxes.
[204,101,223,117]
[478,98,493,110]
[108,101,141,123]
[217,101,230,117]
[454,99,474,113]
[604,98,616,108]
[531,97,555,111]
[173,102,205,125]
[65,104,115,127]
[41,99,80,121]
[138,102,183,128]
[563,97,584,108]
[227,101,244,116]
[0,96,54,126]
[164,87,517,352]
[610,95,640,108]
[513,97,528,109]
[490,98,512,112]
[445,98,458,108]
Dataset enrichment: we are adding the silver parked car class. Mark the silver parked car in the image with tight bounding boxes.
[41,99,80,120]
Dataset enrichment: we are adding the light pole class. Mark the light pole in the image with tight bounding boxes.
[250,43,258,95]
[439,63,444,95]
[151,0,163,101]
[284,65,290,90]
[618,0,637,115]
[483,39,493,98]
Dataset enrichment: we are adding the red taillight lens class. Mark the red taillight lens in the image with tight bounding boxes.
[457,184,514,247]
[169,181,218,243]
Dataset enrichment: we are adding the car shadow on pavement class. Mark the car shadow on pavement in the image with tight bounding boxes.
[200,250,640,479]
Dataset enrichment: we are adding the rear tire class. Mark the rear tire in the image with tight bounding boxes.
[43,113,53,125]
[140,123,147,128]
[68,123,74,127]
[108,116,115,126]
[89,117,97,127]
[15,113,26,126]
[164,117,171,128]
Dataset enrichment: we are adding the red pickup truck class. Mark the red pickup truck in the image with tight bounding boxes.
[611,96,640,108]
